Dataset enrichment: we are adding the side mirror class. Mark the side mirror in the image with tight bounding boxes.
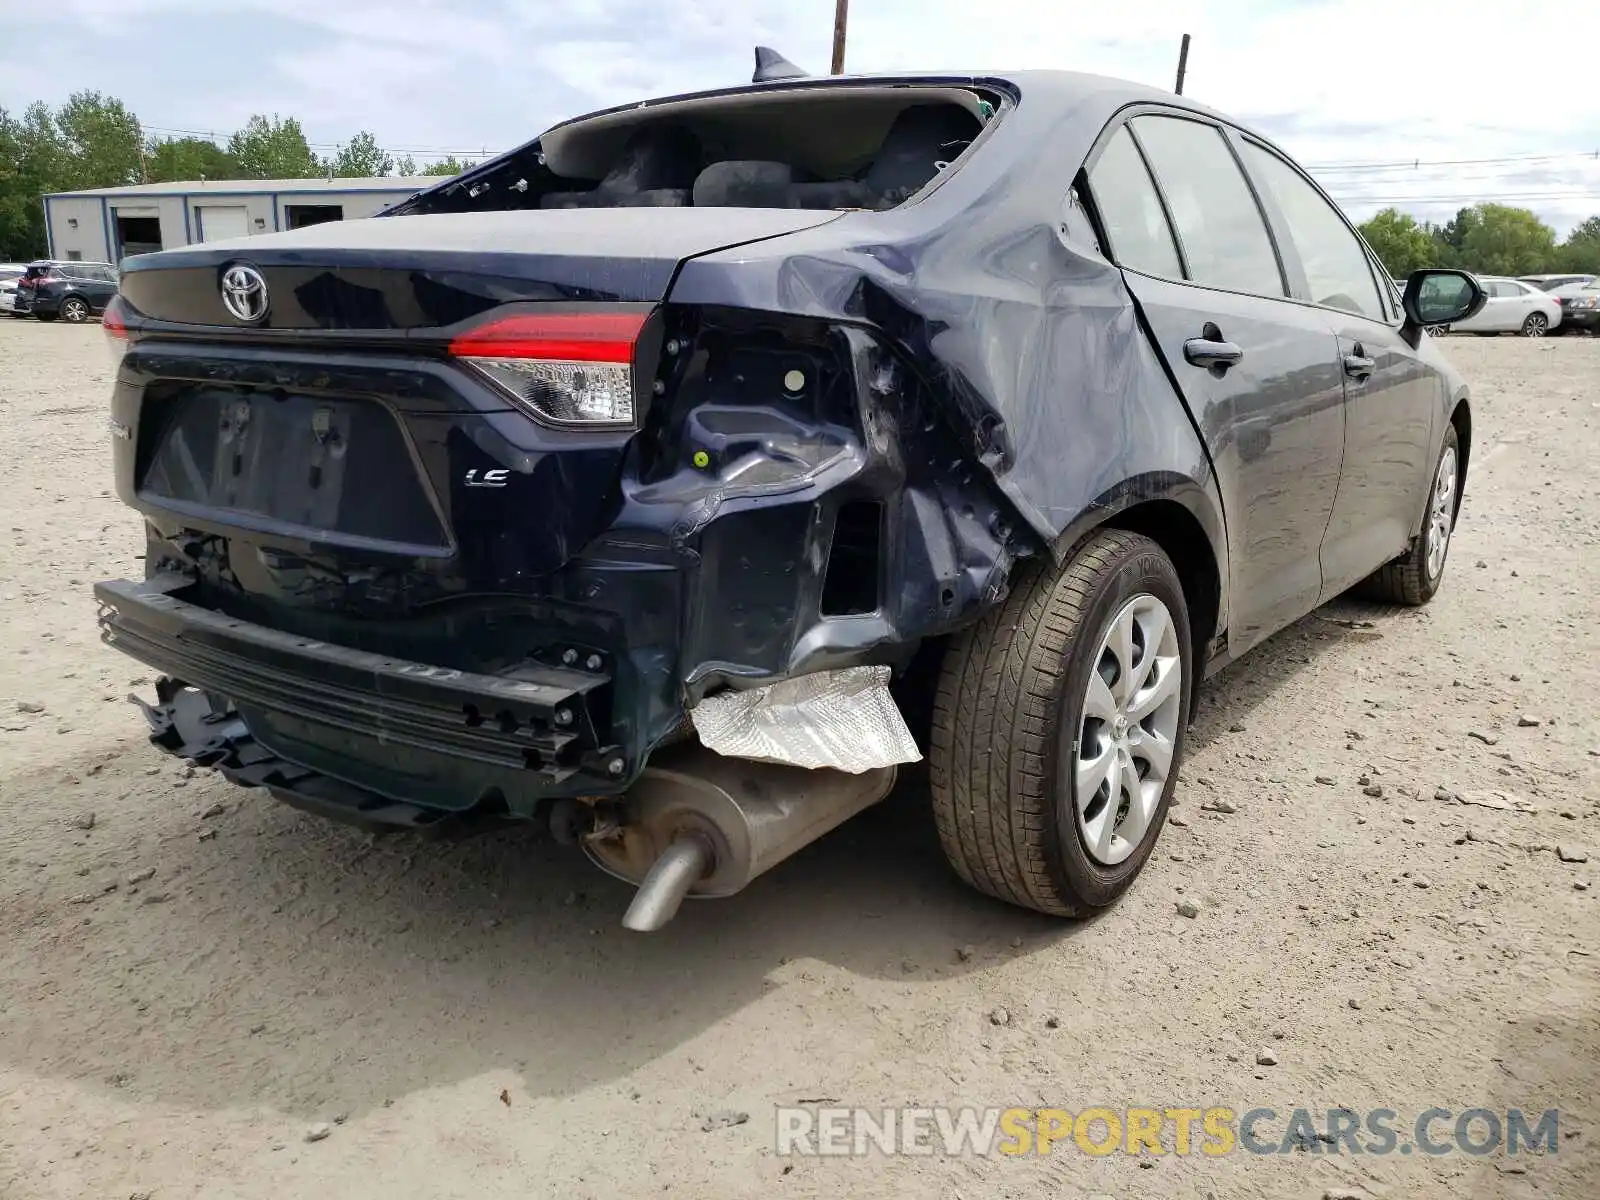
[1400,269,1485,347]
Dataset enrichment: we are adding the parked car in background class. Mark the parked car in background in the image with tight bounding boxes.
[1518,273,1595,292]
[13,260,120,322]
[0,264,28,316]
[93,69,1486,929]
[1549,279,1600,334]
[1448,275,1561,336]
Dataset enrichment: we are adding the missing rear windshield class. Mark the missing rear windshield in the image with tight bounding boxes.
[391,84,1003,216]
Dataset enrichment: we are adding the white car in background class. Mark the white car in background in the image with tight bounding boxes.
[1448,275,1562,337]
[0,264,28,316]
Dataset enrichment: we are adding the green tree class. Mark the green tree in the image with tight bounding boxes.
[1436,206,1477,256]
[227,114,320,179]
[327,130,393,178]
[422,155,472,176]
[0,108,36,260]
[0,103,72,260]
[394,154,418,175]
[145,136,235,183]
[54,91,142,189]
[1558,216,1600,274]
[1357,208,1442,278]
[1455,204,1558,276]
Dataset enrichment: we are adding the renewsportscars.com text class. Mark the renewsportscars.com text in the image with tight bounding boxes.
[775,1105,1560,1159]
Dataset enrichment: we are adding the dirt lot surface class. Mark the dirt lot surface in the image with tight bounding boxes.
[0,318,1595,1200]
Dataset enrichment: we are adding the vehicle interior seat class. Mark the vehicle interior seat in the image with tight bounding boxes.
[542,125,702,209]
[690,161,876,209]
[858,103,982,204]
[690,103,983,210]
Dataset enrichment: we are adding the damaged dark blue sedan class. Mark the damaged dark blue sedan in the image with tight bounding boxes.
[94,69,1486,929]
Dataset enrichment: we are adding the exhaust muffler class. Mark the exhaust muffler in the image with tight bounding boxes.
[584,745,897,931]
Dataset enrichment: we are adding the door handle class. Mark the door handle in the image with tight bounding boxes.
[1343,347,1375,380]
[1183,332,1244,371]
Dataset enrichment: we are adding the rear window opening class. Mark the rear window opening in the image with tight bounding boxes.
[394,85,1001,216]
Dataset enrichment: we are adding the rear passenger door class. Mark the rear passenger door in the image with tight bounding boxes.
[1087,113,1347,654]
[1234,140,1441,596]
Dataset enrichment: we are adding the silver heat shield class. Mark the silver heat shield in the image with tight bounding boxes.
[688,665,922,773]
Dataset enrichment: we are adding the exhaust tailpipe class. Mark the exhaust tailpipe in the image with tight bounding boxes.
[586,745,897,929]
[621,835,713,932]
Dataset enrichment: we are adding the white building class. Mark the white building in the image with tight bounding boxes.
[43,177,441,264]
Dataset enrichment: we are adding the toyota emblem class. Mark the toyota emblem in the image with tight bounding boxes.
[220,263,269,323]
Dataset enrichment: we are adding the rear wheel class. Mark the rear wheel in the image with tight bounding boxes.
[930,530,1191,916]
[60,296,90,323]
[1521,312,1548,337]
[1354,423,1460,606]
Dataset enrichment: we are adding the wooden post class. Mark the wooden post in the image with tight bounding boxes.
[831,0,849,75]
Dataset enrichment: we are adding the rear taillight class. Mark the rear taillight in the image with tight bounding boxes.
[103,294,129,338]
[102,294,129,364]
[448,311,648,427]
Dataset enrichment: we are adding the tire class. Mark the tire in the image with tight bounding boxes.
[33,312,58,323]
[930,529,1192,916]
[59,296,90,323]
[1521,312,1548,337]
[1354,423,1460,606]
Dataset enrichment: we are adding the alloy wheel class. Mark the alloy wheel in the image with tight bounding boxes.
[1426,445,1457,580]
[1523,313,1547,337]
[61,298,89,323]
[1075,593,1183,866]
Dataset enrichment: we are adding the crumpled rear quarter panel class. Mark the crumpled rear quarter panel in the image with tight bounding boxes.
[669,73,1225,576]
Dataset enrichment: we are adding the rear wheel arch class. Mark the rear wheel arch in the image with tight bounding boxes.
[1449,397,1471,511]
[1102,499,1222,700]
[1049,483,1226,688]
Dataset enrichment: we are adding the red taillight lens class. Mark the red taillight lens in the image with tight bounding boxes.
[448,311,647,427]
[103,294,130,339]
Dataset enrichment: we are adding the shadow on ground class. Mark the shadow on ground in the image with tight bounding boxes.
[0,597,1394,1119]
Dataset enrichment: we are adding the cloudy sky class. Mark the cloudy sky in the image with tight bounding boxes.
[4,0,1598,233]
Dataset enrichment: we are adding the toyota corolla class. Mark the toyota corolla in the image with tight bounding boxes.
[93,67,1484,929]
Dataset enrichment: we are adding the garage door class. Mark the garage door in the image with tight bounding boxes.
[196,205,250,243]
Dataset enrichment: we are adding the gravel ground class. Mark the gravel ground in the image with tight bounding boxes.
[0,318,1595,1200]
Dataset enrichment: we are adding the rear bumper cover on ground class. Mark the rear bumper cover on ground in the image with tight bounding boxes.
[95,574,628,817]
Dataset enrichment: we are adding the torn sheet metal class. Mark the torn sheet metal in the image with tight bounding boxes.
[689,665,921,773]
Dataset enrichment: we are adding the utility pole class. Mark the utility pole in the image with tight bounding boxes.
[831,0,849,75]
[1174,33,1191,95]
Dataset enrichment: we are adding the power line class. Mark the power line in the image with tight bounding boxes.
[1308,150,1600,174]
[1330,192,1600,205]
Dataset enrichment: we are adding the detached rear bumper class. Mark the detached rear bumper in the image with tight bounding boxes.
[94,575,630,817]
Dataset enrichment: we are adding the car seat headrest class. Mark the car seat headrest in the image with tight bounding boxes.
[863,105,983,203]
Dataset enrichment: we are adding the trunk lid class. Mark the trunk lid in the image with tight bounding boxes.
[112,206,839,597]
[117,207,840,327]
